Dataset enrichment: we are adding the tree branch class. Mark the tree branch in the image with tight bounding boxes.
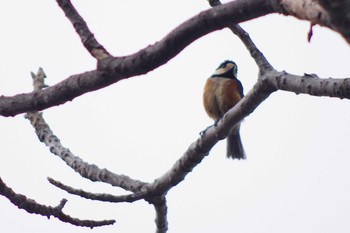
[47,177,145,203]
[0,177,115,228]
[277,0,350,43]
[25,69,146,193]
[277,0,331,25]
[0,0,348,117]
[230,24,274,73]
[118,70,350,199]
[0,0,275,117]
[9,1,350,230]
[26,68,172,232]
[208,0,273,72]
[25,110,147,191]
[28,70,349,217]
[56,0,111,60]
[152,196,168,233]
[317,0,350,43]
[139,74,276,197]
[269,71,350,98]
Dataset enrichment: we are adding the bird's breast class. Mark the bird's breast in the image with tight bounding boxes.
[203,78,242,120]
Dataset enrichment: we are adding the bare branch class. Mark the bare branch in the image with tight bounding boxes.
[277,0,350,43]
[278,0,331,25]
[25,111,147,191]
[3,1,348,232]
[48,177,145,203]
[26,68,172,231]
[208,0,273,72]
[132,70,350,198]
[56,0,111,60]
[269,71,350,98]
[230,25,273,73]
[24,65,349,233]
[152,196,168,233]
[25,69,146,193]
[0,177,115,228]
[0,0,348,117]
[96,0,275,78]
[0,0,275,117]
[317,0,350,43]
[23,66,271,232]
[140,75,276,196]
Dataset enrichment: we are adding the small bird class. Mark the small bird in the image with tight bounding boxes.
[203,60,246,159]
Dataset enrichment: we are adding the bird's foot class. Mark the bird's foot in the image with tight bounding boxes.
[199,127,209,136]
[213,119,220,126]
[200,120,219,136]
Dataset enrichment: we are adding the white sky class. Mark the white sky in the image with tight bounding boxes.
[1,1,350,233]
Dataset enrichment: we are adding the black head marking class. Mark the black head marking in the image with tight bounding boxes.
[217,60,236,69]
[211,60,238,79]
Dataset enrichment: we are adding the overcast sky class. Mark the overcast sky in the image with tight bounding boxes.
[1,1,350,233]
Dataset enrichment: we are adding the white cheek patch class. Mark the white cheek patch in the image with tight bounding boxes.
[213,64,234,76]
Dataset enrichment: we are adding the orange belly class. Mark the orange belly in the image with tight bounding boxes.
[203,78,242,120]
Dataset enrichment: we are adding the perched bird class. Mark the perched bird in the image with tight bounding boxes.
[203,60,246,159]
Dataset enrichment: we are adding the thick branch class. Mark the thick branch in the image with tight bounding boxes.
[278,0,330,25]
[0,0,349,117]
[0,0,275,117]
[97,0,275,77]
[317,0,350,43]
[7,1,349,231]
[1,0,348,117]
[0,177,115,228]
[269,71,350,98]
[278,0,350,43]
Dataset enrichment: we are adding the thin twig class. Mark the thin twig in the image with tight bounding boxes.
[0,177,115,228]
[48,177,145,203]
[208,0,273,73]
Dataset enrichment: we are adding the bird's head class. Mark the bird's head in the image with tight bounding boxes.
[211,60,238,79]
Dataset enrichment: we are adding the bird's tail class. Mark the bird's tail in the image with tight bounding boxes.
[227,132,246,159]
